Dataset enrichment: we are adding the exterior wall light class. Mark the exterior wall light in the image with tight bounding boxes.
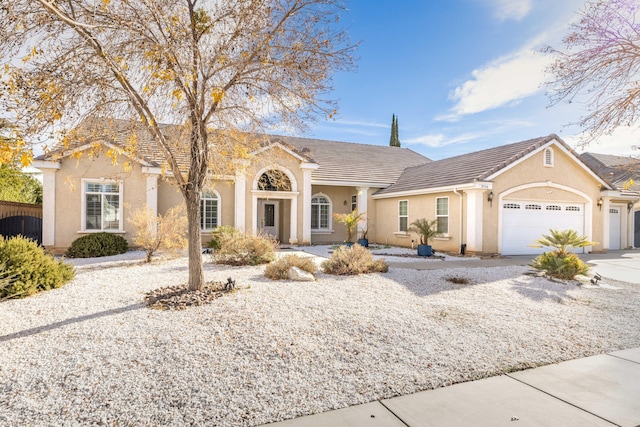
[487,191,494,207]
[629,201,635,212]
[597,197,604,211]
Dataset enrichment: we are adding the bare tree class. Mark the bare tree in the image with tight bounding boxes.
[0,0,356,290]
[545,0,640,144]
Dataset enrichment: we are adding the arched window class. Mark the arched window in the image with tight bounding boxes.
[258,170,291,191]
[311,194,331,231]
[544,148,554,167]
[200,190,220,231]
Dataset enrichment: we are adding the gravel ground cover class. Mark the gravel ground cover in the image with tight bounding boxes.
[1,250,639,426]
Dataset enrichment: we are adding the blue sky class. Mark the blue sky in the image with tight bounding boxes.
[304,0,640,160]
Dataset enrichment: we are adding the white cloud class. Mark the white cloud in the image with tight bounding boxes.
[439,46,553,121]
[405,132,482,148]
[490,0,532,22]
[333,119,388,129]
[564,126,640,157]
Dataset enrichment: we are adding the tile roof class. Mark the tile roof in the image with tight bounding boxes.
[271,135,430,186]
[38,118,430,186]
[580,152,640,191]
[375,134,588,196]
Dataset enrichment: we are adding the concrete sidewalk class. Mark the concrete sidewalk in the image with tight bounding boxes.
[264,347,640,426]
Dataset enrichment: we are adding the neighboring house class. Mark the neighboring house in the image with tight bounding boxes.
[33,121,639,255]
[580,152,640,248]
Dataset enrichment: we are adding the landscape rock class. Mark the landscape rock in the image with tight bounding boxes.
[287,266,316,281]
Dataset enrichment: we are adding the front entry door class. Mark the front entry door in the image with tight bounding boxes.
[259,200,279,239]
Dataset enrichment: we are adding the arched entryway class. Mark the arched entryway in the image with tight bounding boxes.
[252,167,299,243]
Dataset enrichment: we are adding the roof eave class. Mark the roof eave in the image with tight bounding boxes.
[372,181,492,199]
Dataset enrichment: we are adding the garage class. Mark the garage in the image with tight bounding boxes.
[501,201,585,255]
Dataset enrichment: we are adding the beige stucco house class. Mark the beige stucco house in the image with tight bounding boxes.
[33,121,638,255]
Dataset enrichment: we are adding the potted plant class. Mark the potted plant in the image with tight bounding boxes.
[357,224,371,248]
[409,218,439,257]
[333,210,365,246]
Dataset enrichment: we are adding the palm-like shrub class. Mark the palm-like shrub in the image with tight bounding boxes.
[265,254,317,280]
[530,228,596,257]
[333,210,365,243]
[322,244,388,275]
[409,218,439,245]
[530,229,596,280]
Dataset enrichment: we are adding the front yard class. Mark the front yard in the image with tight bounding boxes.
[1,253,638,426]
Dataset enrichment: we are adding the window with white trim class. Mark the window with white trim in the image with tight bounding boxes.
[398,200,408,232]
[544,148,554,167]
[84,180,122,231]
[311,194,331,230]
[200,190,220,231]
[436,197,449,234]
[351,194,357,212]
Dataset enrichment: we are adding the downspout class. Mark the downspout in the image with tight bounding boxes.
[453,188,464,253]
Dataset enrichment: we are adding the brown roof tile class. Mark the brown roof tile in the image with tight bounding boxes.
[39,118,430,186]
[375,134,592,196]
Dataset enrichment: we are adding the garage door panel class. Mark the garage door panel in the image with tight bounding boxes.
[501,202,584,255]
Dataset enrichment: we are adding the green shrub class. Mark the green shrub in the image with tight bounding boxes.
[531,252,589,280]
[265,254,317,280]
[322,244,388,275]
[66,232,128,258]
[0,236,75,300]
[212,229,277,266]
[530,229,594,280]
[207,226,240,250]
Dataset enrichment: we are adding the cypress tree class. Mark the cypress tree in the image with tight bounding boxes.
[389,114,401,147]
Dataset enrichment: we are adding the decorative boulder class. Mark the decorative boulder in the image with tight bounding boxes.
[287,266,315,282]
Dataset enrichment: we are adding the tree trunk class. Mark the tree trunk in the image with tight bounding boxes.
[185,190,204,291]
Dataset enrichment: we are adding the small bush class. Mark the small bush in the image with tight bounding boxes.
[265,254,317,280]
[212,229,277,266]
[531,252,589,280]
[445,275,470,285]
[322,244,388,275]
[0,236,75,300]
[66,232,128,258]
[129,205,188,262]
[207,226,240,250]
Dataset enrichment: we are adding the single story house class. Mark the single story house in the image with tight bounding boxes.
[33,119,639,255]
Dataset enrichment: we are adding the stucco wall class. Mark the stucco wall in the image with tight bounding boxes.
[373,191,461,252]
[484,146,604,253]
[49,152,238,250]
[51,153,146,250]
[309,185,356,244]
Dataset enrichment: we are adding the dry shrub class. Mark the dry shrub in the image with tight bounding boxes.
[265,254,317,280]
[322,244,388,275]
[213,230,278,266]
[445,275,470,285]
[129,205,188,262]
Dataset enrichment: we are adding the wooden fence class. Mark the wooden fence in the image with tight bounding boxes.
[0,201,43,220]
[0,201,43,244]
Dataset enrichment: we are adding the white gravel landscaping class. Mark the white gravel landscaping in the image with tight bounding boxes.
[1,249,639,426]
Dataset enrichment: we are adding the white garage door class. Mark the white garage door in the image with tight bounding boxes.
[501,201,585,255]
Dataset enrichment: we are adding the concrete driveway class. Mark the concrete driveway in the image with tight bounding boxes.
[384,250,640,285]
[581,250,640,285]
